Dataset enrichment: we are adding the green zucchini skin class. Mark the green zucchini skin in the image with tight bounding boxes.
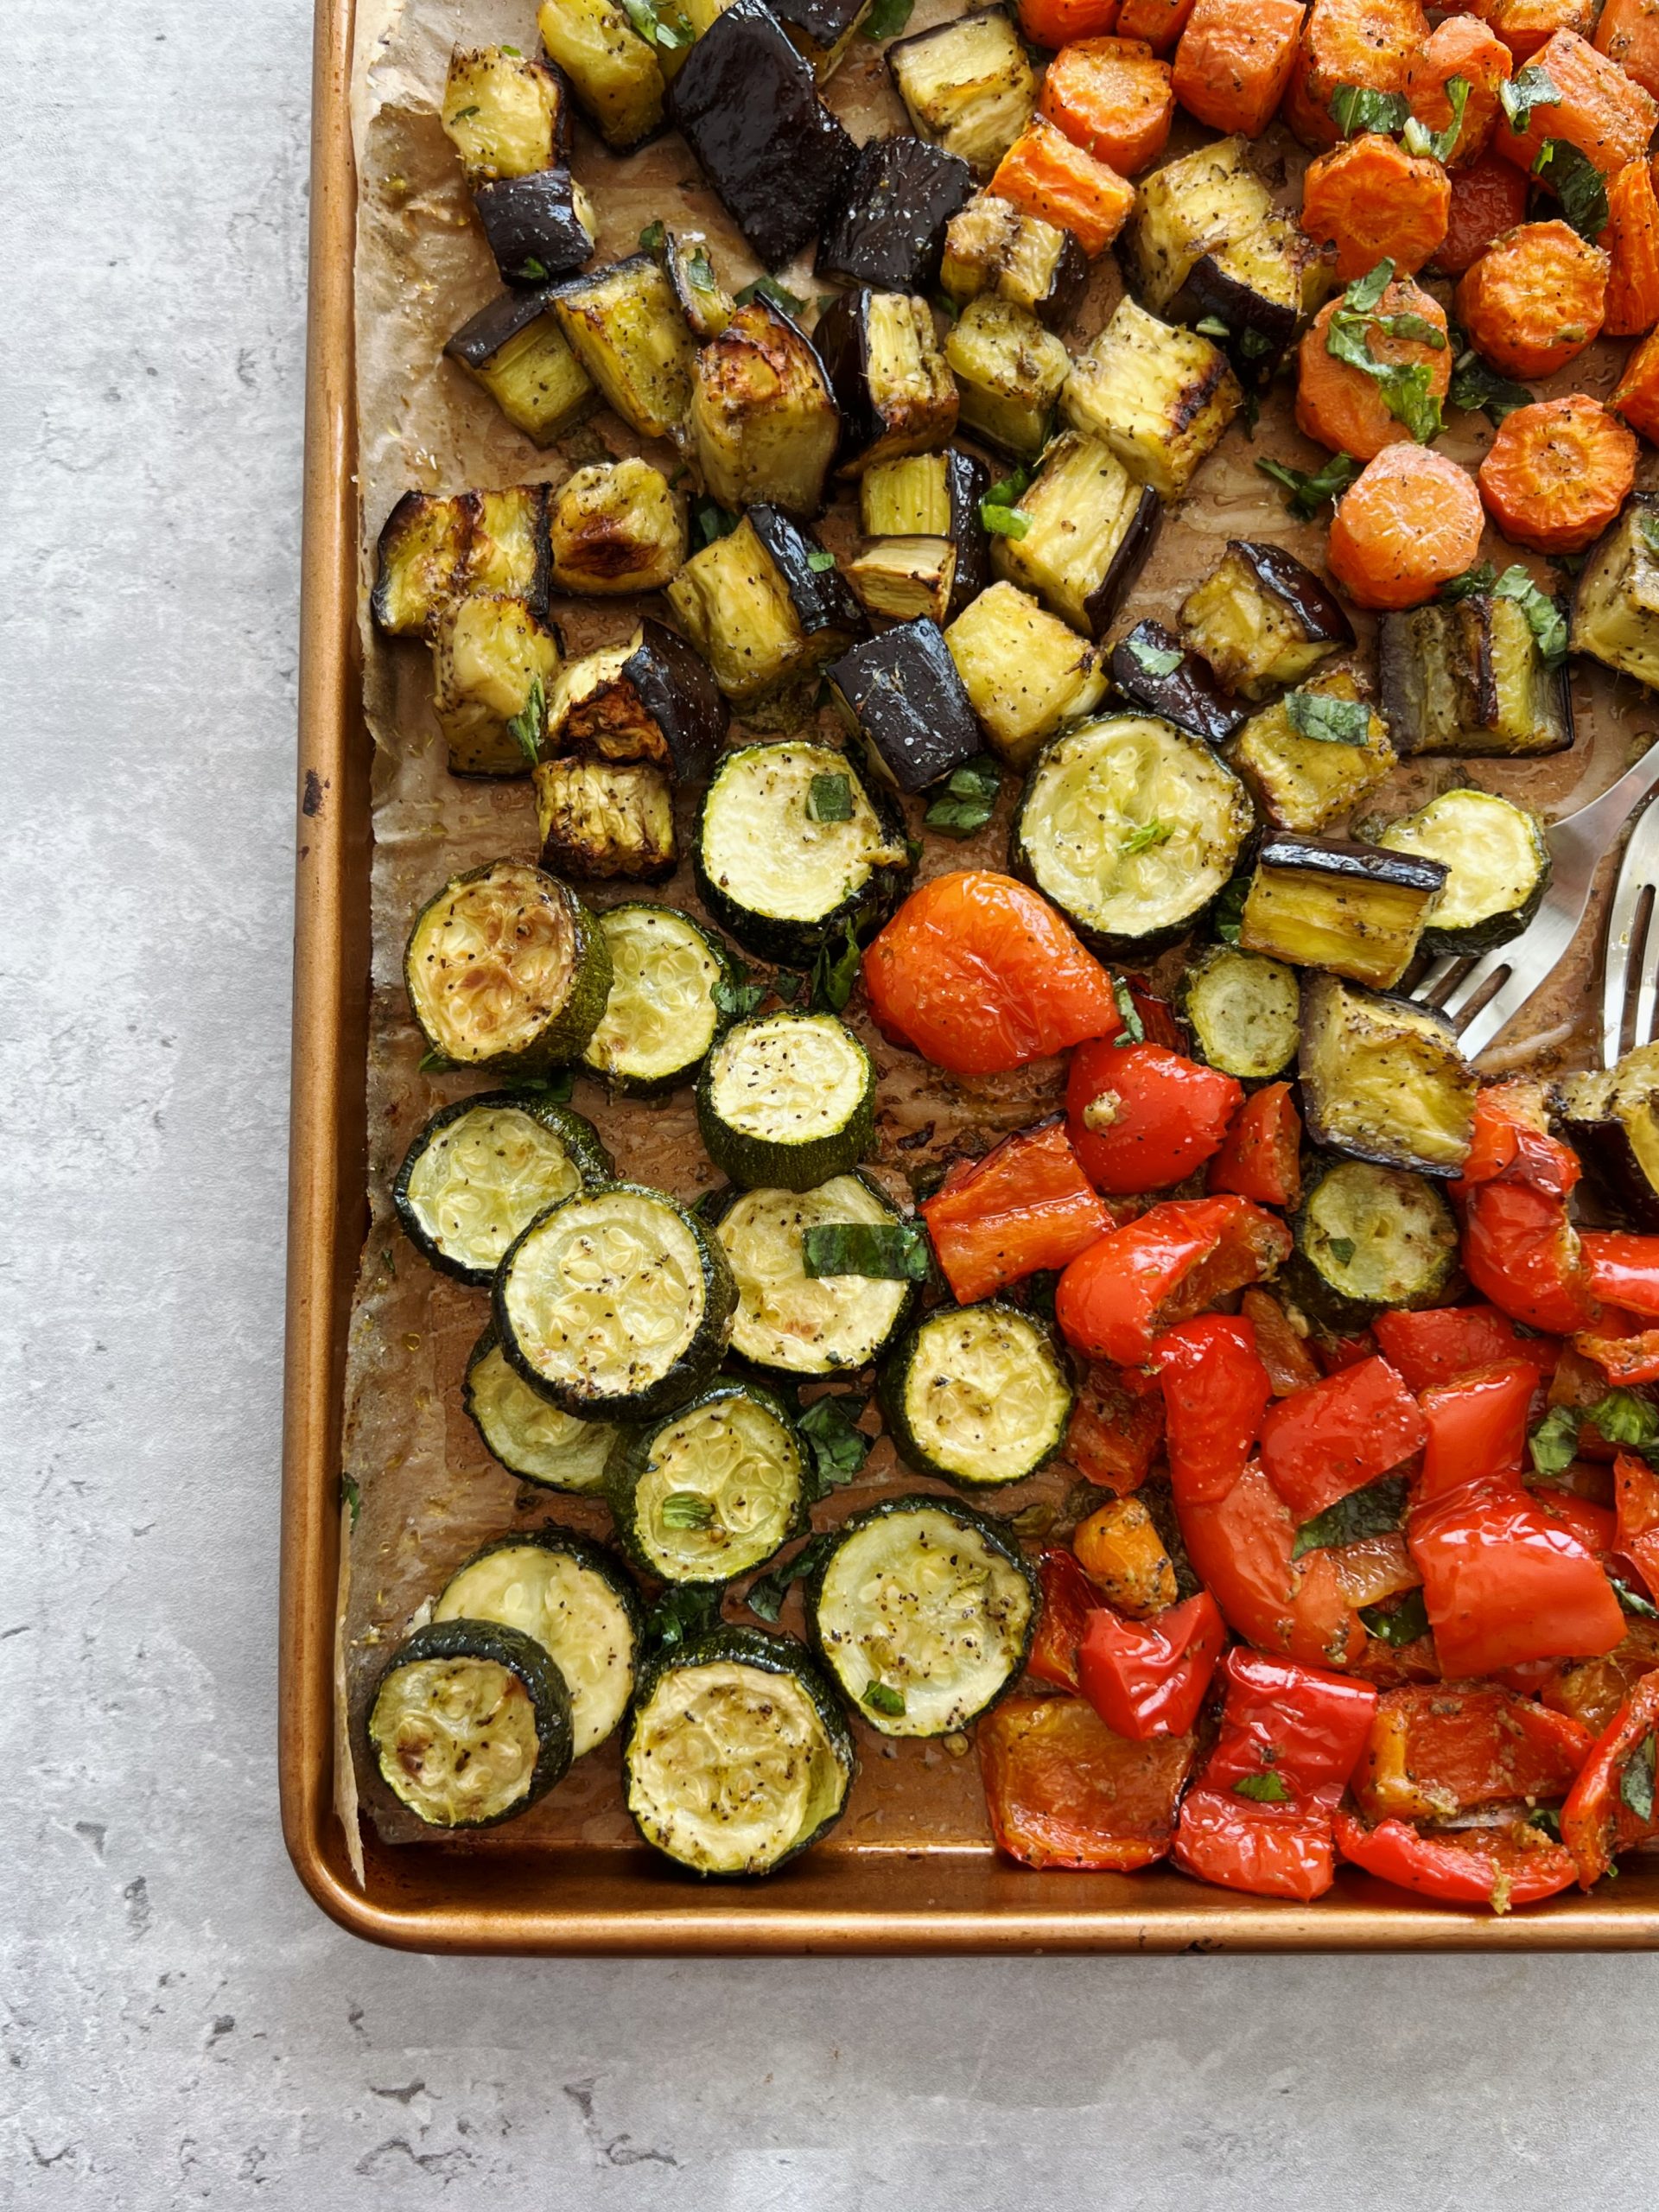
[365,1617,574,1829]
[1284,1155,1463,1332]
[392,1092,615,1283]
[1176,944,1300,1084]
[876,1302,1072,1490]
[403,861,613,1073]
[579,903,740,1099]
[602,1379,812,1585]
[1375,789,1552,957]
[461,1325,618,1491]
[696,1010,876,1192]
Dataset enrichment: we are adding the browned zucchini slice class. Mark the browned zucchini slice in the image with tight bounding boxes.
[689,299,840,518]
[1180,540,1353,700]
[1298,974,1476,1178]
[815,289,957,476]
[404,859,613,1071]
[1063,298,1243,500]
[1241,837,1446,991]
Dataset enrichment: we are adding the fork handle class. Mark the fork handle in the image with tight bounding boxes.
[1556,737,1659,854]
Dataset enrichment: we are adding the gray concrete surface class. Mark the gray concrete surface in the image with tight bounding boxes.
[2,4,1655,2205]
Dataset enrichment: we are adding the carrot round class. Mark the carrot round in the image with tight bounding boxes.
[1493,29,1656,181]
[1454,219,1608,377]
[1605,158,1659,336]
[1490,0,1597,67]
[1406,16,1512,167]
[1171,0,1306,139]
[1430,148,1529,274]
[1612,323,1659,439]
[1039,37,1174,175]
[1019,0,1123,46]
[1478,394,1637,553]
[1327,445,1485,609]
[989,113,1137,255]
[1295,277,1451,460]
[1282,0,1430,150]
[1301,134,1452,281]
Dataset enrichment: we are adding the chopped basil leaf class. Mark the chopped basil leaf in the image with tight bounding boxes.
[684,245,718,292]
[981,504,1032,539]
[773,968,805,1003]
[500,43,523,55]
[798,1393,872,1491]
[340,1472,361,1528]
[1325,1236,1357,1266]
[1359,1587,1431,1647]
[924,753,1001,838]
[419,1046,459,1073]
[501,1069,574,1103]
[517,255,549,282]
[1612,1575,1659,1619]
[810,918,862,1013]
[645,1584,722,1653]
[1291,1474,1409,1560]
[1491,567,1569,668]
[807,770,853,822]
[1211,874,1250,945]
[1498,65,1560,134]
[1372,310,1446,349]
[448,105,481,121]
[660,1491,715,1530]
[1530,1405,1586,1477]
[712,968,767,1021]
[690,495,739,550]
[1403,75,1469,164]
[1535,1388,1659,1477]
[734,274,806,315]
[1440,561,1499,601]
[1448,350,1534,425]
[863,1680,906,1716]
[1330,85,1408,138]
[639,219,666,254]
[1326,295,1443,443]
[805,547,838,573]
[803,1220,931,1281]
[1523,1804,1563,1840]
[1128,636,1185,677]
[1532,137,1610,242]
[1592,1387,1659,1448]
[1121,820,1174,855]
[1234,1770,1294,1802]
[982,465,1032,514]
[930,289,961,323]
[506,675,545,770]
[745,1531,839,1623]
[1239,327,1274,360]
[1621,1731,1657,1823]
[1256,452,1361,518]
[861,0,917,33]
[1285,689,1372,747]
[1194,315,1230,339]
[1111,975,1146,1046]
[1640,512,1659,559]
[1343,259,1395,315]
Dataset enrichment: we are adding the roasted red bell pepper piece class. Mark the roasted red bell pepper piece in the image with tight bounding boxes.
[1152,1314,1272,1506]
[1242,1287,1323,1395]
[1332,1804,1579,1910]
[1175,1459,1365,1669]
[1455,1079,1581,1198]
[979,1695,1199,1870]
[1259,1357,1427,1523]
[1581,1231,1659,1319]
[1560,1668,1659,1886]
[921,1120,1113,1304]
[1418,1360,1538,1500]
[1066,1037,1242,1194]
[1614,1451,1659,1597]
[1372,1304,1560,1394]
[1206,1082,1303,1209]
[1056,1196,1291,1365]
[1077,1591,1226,1740]
[1027,1547,1099,1692]
[1573,1326,1659,1384]
[1064,1361,1166,1494]
[1459,1181,1602,1335]
[1541,1491,1616,1560]
[1352,1682,1592,1823]
[862,869,1122,1075]
[1408,1477,1627,1676]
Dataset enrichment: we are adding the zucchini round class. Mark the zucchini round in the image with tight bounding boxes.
[495,1183,737,1421]
[1376,789,1551,956]
[605,1381,810,1585]
[715,1173,918,1376]
[462,1326,619,1491]
[434,1530,643,1758]
[805,1495,1038,1738]
[1286,1156,1462,1332]
[877,1303,1072,1491]
[1178,944,1301,1083]
[365,1617,573,1829]
[579,903,735,1096]
[393,1093,614,1283]
[693,740,913,967]
[404,860,613,1071]
[624,1624,855,1876]
[1010,714,1253,954]
[696,1010,875,1192]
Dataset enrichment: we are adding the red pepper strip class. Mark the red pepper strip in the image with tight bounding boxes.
[1454,1079,1581,1198]
[978,1695,1199,1870]
[1259,1357,1427,1523]
[1560,1668,1659,1885]
[1064,1361,1166,1495]
[1352,1682,1593,1823]
[1408,1477,1627,1676]
[1055,1196,1291,1366]
[1614,1451,1659,1598]
[1152,1314,1272,1506]
[1175,1459,1365,1668]
[1242,1289,1322,1395]
[1026,1547,1099,1692]
[1417,1360,1538,1500]
[1373,1305,1560,1394]
[1332,1805,1580,1910]
[1123,977,1183,1051]
[1459,1181,1602,1335]
[1581,1231,1659,1320]
[1540,1491,1616,1558]
[1573,1326,1659,1384]
[1066,1037,1242,1195]
[1206,1082,1303,1209]
[921,1121,1113,1305]
[1077,1592,1226,1740]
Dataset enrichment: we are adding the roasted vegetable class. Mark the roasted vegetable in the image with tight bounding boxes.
[1180,217,1337,390]
[938,190,1087,328]
[1063,296,1243,499]
[879,1304,1073,1490]
[665,506,866,702]
[845,537,957,623]
[1179,540,1353,699]
[605,1381,810,1583]
[661,228,734,340]
[1122,134,1270,314]
[429,593,563,777]
[366,1619,572,1829]
[989,430,1160,636]
[1328,446,1486,613]
[696,1011,876,1190]
[1380,592,1573,754]
[444,291,597,446]
[463,1324,618,1491]
[1287,1157,1461,1332]
[371,483,550,635]
[404,858,612,1071]
[544,618,726,779]
[1109,619,1247,746]
[532,759,677,880]
[441,45,569,185]
[944,580,1107,766]
[770,0,876,79]
[859,448,990,617]
[1572,493,1659,691]
[715,1173,919,1374]
[548,458,684,594]
[826,618,983,793]
[815,289,957,476]
[394,1092,613,1283]
[689,298,840,517]
[580,903,734,1096]
[887,8,1039,177]
[1179,944,1301,1082]
[1240,836,1446,991]
[550,256,696,441]
[473,170,596,286]
[535,0,664,152]
[817,134,976,292]
[1554,1042,1659,1230]
[1376,789,1551,954]
[945,296,1071,458]
[1297,973,1476,1178]
[1228,670,1395,834]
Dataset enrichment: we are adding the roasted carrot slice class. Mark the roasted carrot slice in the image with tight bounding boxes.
[1612,322,1659,438]
[1596,0,1659,103]
[1115,0,1198,50]
[1430,147,1530,273]
[1327,445,1485,609]
[1019,0,1123,45]
[989,113,1137,255]
[1489,0,1597,66]
[1406,16,1512,167]
[1455,218,1608,376]
[1604,158,1659,335]
[1478,394,1637,553]
[1171,0,1306,138]
[1301,134,1452,280]
[1294,276,1451,459]
[1493,29,1657,180]
[1282,0,1429,150]
[1039,37,1174,175]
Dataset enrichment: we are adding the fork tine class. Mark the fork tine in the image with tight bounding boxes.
[1605,797,1659,1058]
[1412,952,1468,1008]
[1453,958,1545,1062]
[1430,948,1516,1027]
[1636,888,1659,1050]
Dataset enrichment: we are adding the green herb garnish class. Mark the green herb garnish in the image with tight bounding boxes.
[734,274,806,315]
[1621,1732,1656,1823]
[639,219,666,254]
[690,495,739,551]
[798,1393,873,1491]
[1121,820,1174,855]
[745,1531,839,1624]
[1325,270,1444,443]
[1359,1587,1431,1647]
[807,770,853,822]
[683,245,718,292]
[861,0,917,33]
[1128,635,1185,678]
[1194,315,1230,339]
[1234,1770,1294,1803]
[712,967,767,1021]
[1613,1576,1659,1619]
[1256,451,1361,518]
[863,1680,907,1716]
[925,753,1001,837]
[660,1491,715,1530]
[1211,874,1250,946]
[1498,65,1560,134]
[448,105,481,121]
[1532,1388,1657,1477]
[1640,512,1659,559]
[805,548,838,574]
[340,1473,361,1528]
[1330,84,1409,137]
[1325,1236,1357,1267]
[517,256,549,282]
[644,1584,722,1654]
[1448,350,1534,426]
[1291,1474,1409,1560]
[1285,689,1372,747]
[1111,975,1145,1047]
[1402,75,1469,164]
[981,504,1032,539]
[1529,1404,1583,1477]
[505,674,545,770]
[810,917,862,1013]
[1533,137,1610,242]
[803,1220,931,1281]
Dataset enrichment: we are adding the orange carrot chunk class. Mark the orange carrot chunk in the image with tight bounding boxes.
[1282,0,1429,151]
[1019,0,1123,47]
[1295,276,1451,460]
[1595,0,1659,104]
[1612,323,1659,439]
[1039,37,1175,175]
[1301,134,1452,280]
[1454,218,1608,376]
[1171,0,1306,139]
[989,114,1137,256]
[1327,445,1486,609]
[1406,16,1512,167]
[1116,0,1198,50]
[1604,158,1659,335]
[1478,393,1637,552]
[1493,29,1657,180]
[1430,147,1530,272]
[1488,0,1596,66]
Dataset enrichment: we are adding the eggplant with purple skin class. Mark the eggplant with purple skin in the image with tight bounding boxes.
[372,484,551,635]
[663,231,734,340]
[1298,973,1476,1179]
[1240,836,1446,993]
[667,0,856,270]
[1177,218,1336,391]
[688,300,841,518]
[1109,619,1247,747]
[1179,541,1353,700]
[1553,1045,1659,1230]
[845,537,957,624]
[534,759,678,882]
[815,289,958,477]
[989,431,1160,639]
[770,0,875,79]
[535,0,664,153]
[817,136,976,294]
[665,505,867,703]
[445,291,597,447]
[825,619,982,794]
[549,256,696,442]
[473,169,596,286]
[1061,297,1243,502]
[1379,594,1573,758]
[887,8,1037,178]
[938,193,1087,331]
[861,450,990,619]
[546,618,727,780]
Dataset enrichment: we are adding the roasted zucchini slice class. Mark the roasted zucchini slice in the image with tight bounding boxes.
[404,860,612,1071]
[846,536,957,624]
[661,228,734,340]
[366,1618,572,1828]
[1573,495,1659,692]
[625,1624,855,1874]
[1554,1042,1659,1231]
[535,0,664,152]
[697,1010,875,1190]
[859,448,989,618]
[938,190,1086,329]
[944,296,1070,460]
[371,484,550,636]
[667,0,857,270]
[1285,1158,1461,1333]
[1376,790,1551,956]
[441,46,569,185]
[1012,713,1253,954]
[1240,836,1446,992]
[463,1325,619,1492]
[393,1091,613,1283]
[770,0,875,79]
[694,739,911,964]
[1122,135,1271,315]
[580,903,733,1096]
[715,1173,919,1375]
[497,1182,737,1420]
[815,289,957,477]
[473,169,596,287]
[825,617,982,793]
[817,134,976,293]
[1298,973,1476,1178]
[1381,594,1573,757]
[1109,619,1247,747]
[550,256,695,441]
[877,1303,1071,1491]
[545,619,727,780]
[444,292,597,448]
[1178,944,1300,1082]
[689,298,840,518]
[887,7,1037,178]
[1063,298,1243,501]
[429,593,563,778]
[606,1382,811,1584]
[547,458,685,595]
[435,1531,644,1758]
[665,507,866,703]
[805,1496,1037,1735]
[532,759,677,882]
[944,580,1108,768]
[1228,670,1395,834]
[1179,217,1336,390]
[1180,540,1354,702]
[988,430,1160,638]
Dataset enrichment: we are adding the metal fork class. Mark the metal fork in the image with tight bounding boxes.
[1410,745,1659,1061]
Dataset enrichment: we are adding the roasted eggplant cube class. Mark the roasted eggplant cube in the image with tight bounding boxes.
[887,8,1037,178]
[547,618,727,778]
[668,0,856,270]
[1063,298,1243,502]
[1241,837,1446,992]
[535,0,664,152]
[473,169,596,286]
[442,46,569,184]
[817,136,976,294]
[445,291,597,447]
[550,256,696,442]
[430,594,563,777]
[372,483,550,634]
[664,230,734,340]
[548,458,685,595]
[826,619,981,794]
[945,297,1070,460]
[533,758,677,880]
[990,431,1159,639]
[689,300,840,518]
[860,448,988,618]
[846,537,957,623]
[470,485,553,613]
[945,580,1108,768]
[1554,1042,1659,1230]
[942,446,992,618]
[1380,594,1573,757]
[769,0,874,80]
[1180,541,1353,701]
[1109,620,1247,747]
[938,192,1086,330]
[1122,137,1272,315]
[816,289,957,477]
[1299,973,1476,1179]
[666,508,865,702]
[1180,218,1336,390]
[1573,493,1659,691]
[1229,670,1394,834]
